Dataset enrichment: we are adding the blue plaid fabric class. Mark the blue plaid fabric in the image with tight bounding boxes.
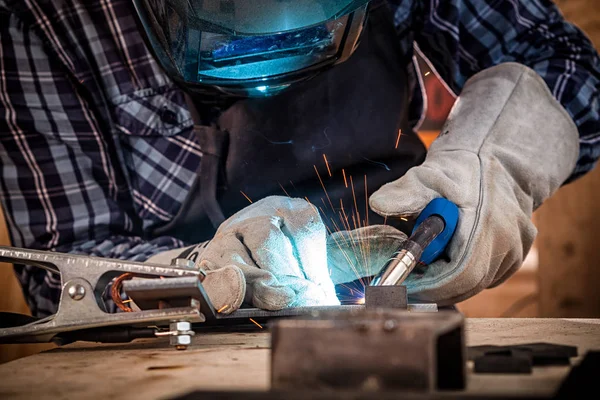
[1,0,599,316]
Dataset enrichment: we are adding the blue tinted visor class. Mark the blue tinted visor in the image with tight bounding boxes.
[133,0,370,96]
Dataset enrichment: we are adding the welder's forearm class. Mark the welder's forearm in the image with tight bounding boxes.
[524,44,600,183]
[414,0,600,181]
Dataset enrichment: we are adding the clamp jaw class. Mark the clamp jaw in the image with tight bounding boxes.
[0,246,216,348]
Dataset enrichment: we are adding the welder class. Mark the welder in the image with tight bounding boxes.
[0,0,598,316]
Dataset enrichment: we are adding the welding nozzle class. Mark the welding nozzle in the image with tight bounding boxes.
[370,198,459,287]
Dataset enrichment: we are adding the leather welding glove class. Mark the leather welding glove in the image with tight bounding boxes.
[368,62,579,306]
[148,196,339,314]
[327,225,407,285]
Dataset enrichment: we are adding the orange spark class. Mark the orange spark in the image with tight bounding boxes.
[278,182,291,197]
[122,299,132,304]
[217,305,230,313]
[314,165,335,212]
[425,71,431,76]
[395,129,403,149]
[350,175,360,229]
[323,154,332,177]
[342,169,348,188]
[240,191,253,203]
[326,222,367,287]
[302,196,319,215]
[401,217,408,221]
[338,211,350,232]
[249,318,263,329]
[319,205,328,216]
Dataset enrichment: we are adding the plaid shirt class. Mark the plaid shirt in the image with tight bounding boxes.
[1,0,599,316]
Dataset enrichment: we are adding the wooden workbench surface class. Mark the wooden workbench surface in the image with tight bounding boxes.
[0,318,598,399]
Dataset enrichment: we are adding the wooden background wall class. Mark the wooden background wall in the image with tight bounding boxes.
[535,0,600,317]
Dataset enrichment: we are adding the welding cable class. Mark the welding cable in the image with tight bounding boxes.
[111,273,135,312]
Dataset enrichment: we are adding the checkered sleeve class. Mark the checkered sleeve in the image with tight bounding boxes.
[393,0,600,181]
[0,4,186,317]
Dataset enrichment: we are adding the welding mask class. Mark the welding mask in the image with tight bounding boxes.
[132,0,371,98]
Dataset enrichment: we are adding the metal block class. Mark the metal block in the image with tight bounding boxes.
[271,309,465,392]
[365,285,408,309]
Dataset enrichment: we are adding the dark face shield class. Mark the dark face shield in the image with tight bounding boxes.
[132,0,371,97]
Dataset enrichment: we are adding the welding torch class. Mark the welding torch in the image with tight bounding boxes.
[370,198,459,287]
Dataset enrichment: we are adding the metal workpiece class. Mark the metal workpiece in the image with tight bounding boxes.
[363,284,437,312]
[365,285,408,309]
[271,310,465,392]
[0,246,210,344]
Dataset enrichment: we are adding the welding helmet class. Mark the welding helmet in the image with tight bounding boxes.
[132,0,371,98]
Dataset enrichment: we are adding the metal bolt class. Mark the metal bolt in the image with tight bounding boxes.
[383,319,398,332]
[168,321,194,351]
[67,284,86,301]
[171,258,195,269]
[170,334,192,349]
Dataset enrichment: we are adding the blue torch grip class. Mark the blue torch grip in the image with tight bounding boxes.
[412,198,459,265]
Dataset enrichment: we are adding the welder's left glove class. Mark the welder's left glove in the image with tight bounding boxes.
[369,63,580,306]
[148,196,340,313]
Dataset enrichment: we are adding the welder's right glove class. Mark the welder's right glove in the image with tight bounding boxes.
[368,63,580,306]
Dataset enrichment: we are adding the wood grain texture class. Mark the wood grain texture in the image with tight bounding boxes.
[536,0,600,318]
[0,318,598,399]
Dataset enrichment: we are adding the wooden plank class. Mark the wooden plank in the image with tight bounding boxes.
[534,0,600,318]
[0,318,598,400]
[536,168,600,317]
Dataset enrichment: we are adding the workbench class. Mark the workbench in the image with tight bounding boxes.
[0,318,598,399]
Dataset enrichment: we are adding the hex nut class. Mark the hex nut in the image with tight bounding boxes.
[170,335,192,346]
[170,321,192,333]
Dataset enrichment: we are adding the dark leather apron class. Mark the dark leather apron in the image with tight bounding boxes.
[154,0,427,244]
